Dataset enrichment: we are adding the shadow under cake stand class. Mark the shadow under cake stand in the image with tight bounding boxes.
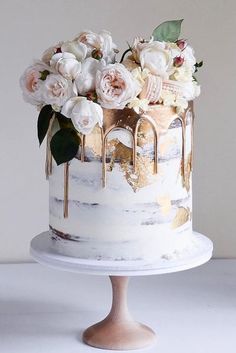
[30,231,213,351]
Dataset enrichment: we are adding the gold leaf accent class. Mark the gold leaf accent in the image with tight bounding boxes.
[180,152,192,192]
[107,140,158,192]
[171,207,190,229]
[85,125,102,158]
[185,152,192,192]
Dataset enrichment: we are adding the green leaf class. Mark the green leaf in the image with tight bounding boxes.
[50,128,81,165]
[152,19,183,42]
[56,112,74,130]
[195,60,203,68]
[37,105,54,145]
[39,70,50,81]
[194,61,203,73]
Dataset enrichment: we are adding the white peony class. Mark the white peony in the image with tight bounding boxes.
[135,41,173,78]
[61,97,103,135]
[75,57,103,95]
[20,61,52,106]
[96,63,141,109]
[61,41,87,61]
[75,30,117,63]
[42,74,77,107]
[50,52,81,80]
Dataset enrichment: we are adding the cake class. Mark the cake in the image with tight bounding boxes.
[20,20,202,263]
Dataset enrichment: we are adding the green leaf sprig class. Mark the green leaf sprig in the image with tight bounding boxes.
[152,19,183,42]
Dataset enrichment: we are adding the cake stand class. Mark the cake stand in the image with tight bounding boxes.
[30,231,213,351]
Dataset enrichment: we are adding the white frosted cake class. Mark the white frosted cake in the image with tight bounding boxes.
[20,20,202,263]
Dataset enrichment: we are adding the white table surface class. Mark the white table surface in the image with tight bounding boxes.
[0,260,235,353]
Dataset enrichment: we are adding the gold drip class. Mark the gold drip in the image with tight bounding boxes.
[101,108,140,187]
[100,108,165,187]
[45,114,55,179]
[80,134,86,162]
[101,129,107,188]
[177,115,186,187]
[190,102,194,172]
[141,115,159,174]
[65,105,191,190]
[63,162,69,218]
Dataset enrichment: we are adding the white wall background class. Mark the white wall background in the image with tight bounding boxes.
[0,0,235,262]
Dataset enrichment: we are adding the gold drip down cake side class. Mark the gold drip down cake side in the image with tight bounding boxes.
[48,104,194,262]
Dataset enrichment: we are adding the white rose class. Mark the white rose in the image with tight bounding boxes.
[180,81,200,100]
[50,52,81,80]
[42,74,77,107]
[96,63,141,109]
[75,30,102,53]
[75,57,103,95]
[20,61,52,106]
[136,41,173,78]
[75,30,117,63]
[182,45,196,71]
[99,30,118,63]
[61,97,103,135]
[61,41,87,61]
[41,42,64,64]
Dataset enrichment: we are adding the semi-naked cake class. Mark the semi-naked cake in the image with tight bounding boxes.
[20,20,201,263]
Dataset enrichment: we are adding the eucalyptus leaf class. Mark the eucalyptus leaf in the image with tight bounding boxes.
[37,105,53,145]
[152,19,183,42]
[50,128,81,165]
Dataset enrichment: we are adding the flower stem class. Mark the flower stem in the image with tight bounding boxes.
[120,48,132,63]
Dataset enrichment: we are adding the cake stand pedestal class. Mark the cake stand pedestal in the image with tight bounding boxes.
[30,231,213,351]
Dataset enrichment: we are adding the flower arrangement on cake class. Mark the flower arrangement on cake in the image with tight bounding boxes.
[20,19,202,166]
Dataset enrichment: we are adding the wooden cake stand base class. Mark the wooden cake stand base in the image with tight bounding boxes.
[30,232,213,350]
[83,276,156,350]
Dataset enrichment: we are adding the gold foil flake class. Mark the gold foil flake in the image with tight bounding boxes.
[184,152,192,192]
[171,207,190,229]
[157,195,172,215]
[84,126,102,158]
[107,139,132,172]
[121,154,158,192]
